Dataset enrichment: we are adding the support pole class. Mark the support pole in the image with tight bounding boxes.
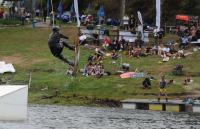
[121,0,126,19]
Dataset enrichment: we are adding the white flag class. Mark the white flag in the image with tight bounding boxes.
[156,0,161,31]
[74,0,80,27]
[137,11,144,40]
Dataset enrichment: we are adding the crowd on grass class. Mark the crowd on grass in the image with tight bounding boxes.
[78,17,200,95]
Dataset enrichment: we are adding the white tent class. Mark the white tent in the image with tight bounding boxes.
[0,85,28,121]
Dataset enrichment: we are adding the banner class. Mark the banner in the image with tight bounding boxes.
[156,0,161,31]
[86,3,91,13]
[57,0,63,19]
[137,11,144,40]
[97,6,105,17]
[74,0,80,27]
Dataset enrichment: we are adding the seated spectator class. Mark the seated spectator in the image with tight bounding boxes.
[111,37,118,50]
[142,77,151,89]
[152,45,158,55]
[162,45,171,57]
[133,47,142,58]
[167,79,174,85]
[79,33,87,45]
[83,62,94,76]
[93,53,103,62]
[111,51,119,60]
[183,76,193,85]
[66,66,74,75]
[87,55,94,62]
[144,45,152,55]
[128,47,134,57]
[134,35,144,48]
[162,53,170,62]
[173,49,184,59]
[173,64,183,75]
[103,36,111,50]
[95,48,104,59]
[95,63,104,78]
[119,37,127,50]
[157,44,164,55]
[122,63,130,72]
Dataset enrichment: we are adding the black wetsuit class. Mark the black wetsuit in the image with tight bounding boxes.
[48,31,74,65]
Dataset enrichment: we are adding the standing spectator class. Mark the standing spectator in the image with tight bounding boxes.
[35,9,40,17]
[179,35,189,49]
[21,11,26,25]
[43,8,47,22]
[129,14,135,31]
[158,76,168,102]
[123,15,129,30]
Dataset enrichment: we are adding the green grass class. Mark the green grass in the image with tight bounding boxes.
[0,19,21,25]
[0,26,200,106]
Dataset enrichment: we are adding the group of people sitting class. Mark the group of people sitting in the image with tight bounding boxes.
[82,48,105,78]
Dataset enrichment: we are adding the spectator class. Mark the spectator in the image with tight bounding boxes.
[158,76,168,102]
[142,77,151,89]
[183,76,193,85]
[123,15,129,30]
[103,36,111,50]
[43,8,47,22]
[129,14,135,30]
[111,51,119,60]
[179,35,189,49]
[134,35,144,48]
[173,64,183,75]
[35,9,40,17]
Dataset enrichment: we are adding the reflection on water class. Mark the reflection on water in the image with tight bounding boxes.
[0,105,200,129]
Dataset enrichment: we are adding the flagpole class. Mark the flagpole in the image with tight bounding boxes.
[73,0,81,76]
[51,0,54,27]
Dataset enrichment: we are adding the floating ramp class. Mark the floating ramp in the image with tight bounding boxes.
[0,85,28,121]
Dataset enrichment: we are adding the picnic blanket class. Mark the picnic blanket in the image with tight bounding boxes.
[0,61,15,74]
[120,72,145,78]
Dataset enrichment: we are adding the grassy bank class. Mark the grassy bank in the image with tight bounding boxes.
[0,27,199,106]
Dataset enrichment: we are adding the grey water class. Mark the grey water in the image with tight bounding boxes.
[0,105,200,129]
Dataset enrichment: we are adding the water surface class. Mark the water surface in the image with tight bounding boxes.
[0,105,200,129]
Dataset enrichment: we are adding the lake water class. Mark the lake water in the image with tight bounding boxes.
[0,105,200,129]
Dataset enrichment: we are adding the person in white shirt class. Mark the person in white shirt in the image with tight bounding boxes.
[123,15,129,30]
[179,35,189,49]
